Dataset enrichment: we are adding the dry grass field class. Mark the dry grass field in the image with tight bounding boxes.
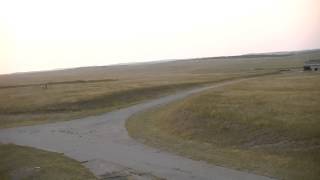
[2,51,317,128]
[127,72,320,180]
[0,50,319,180]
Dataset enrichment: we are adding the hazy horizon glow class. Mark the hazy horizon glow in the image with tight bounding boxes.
[1,0,320,74]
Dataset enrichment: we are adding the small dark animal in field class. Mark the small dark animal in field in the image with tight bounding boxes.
[41,84,48,89]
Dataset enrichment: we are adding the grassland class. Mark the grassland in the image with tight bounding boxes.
[0,50,319,179]
[0,76,242,129]
[2,51,315,129]
[127,72,320,180]
[0,144,96,180]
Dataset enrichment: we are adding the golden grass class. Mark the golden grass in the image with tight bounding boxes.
[0,76,241,128]
[0,51,319,180]
[1,52,308,128]
[127,72,320,180]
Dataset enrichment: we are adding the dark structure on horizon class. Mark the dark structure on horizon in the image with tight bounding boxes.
[304,59,320,71]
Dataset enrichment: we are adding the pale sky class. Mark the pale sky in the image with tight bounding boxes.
[0,0,320,74]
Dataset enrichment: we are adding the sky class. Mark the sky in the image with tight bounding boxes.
[0,0,320,74]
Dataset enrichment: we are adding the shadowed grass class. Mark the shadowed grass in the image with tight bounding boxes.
[127,72,320,180]
[0,144,96,180]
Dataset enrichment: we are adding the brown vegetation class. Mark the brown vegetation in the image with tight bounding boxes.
[127,72,320,180]
[2,52,313,128]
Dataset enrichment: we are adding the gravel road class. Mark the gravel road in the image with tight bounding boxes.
[0,79,275,180]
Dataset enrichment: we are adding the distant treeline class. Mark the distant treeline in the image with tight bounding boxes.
[0,79,117,89]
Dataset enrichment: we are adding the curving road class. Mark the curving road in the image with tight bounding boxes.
[0,78,275,180]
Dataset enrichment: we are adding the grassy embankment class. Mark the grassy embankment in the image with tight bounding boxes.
[1,52,311,129]
[0,144,96,180]
[127,72,320,180]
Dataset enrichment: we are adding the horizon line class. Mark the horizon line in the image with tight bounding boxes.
[2,48,319,76]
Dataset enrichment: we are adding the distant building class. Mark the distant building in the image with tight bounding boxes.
[304,59,320,71]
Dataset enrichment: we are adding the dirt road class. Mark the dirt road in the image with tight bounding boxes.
[0,79,275,180]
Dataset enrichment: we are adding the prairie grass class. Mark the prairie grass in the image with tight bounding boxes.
[127,72,320,180]
[0,75,242,128]
[1,52,309,128]
[0,51,319,180]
